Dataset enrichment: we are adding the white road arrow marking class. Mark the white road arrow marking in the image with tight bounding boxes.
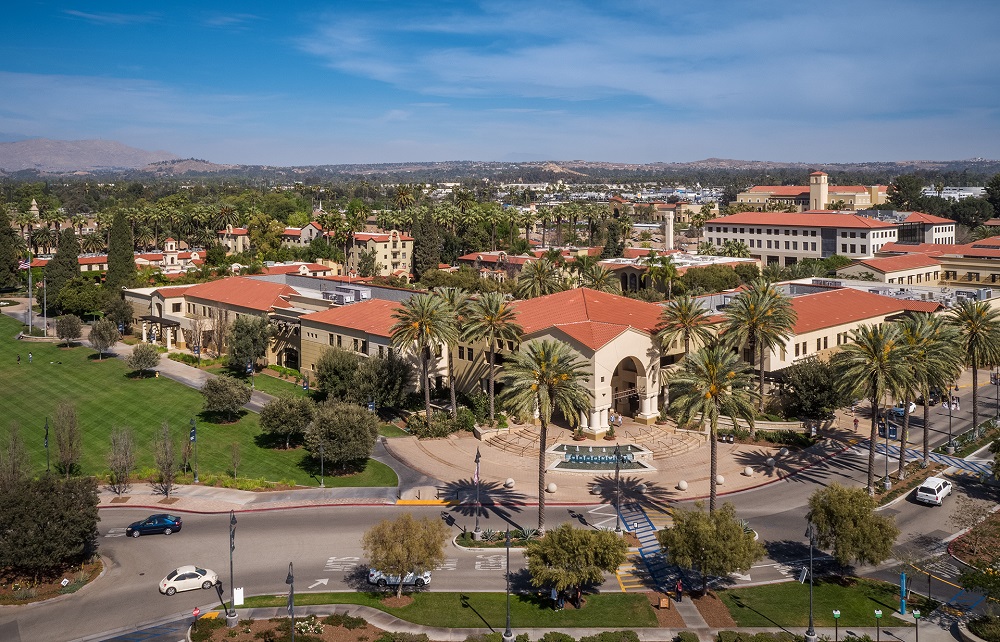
[105,528,127,538]
[308,578,329,589]
[730,572,752,582]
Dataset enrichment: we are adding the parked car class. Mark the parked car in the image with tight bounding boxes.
[915,477,953,506]
[159,565,219,595]
[916,389,942,406]
[126,514,183,538]
[888,401,917,417]
[367,568,431,587]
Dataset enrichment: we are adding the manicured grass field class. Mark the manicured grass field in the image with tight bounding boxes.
[719,577,933,627]
[0,315,396,488]
[240,591,657,628]
[378,423,410,438]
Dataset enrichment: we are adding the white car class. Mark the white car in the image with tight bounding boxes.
[367,568,431,587]
[159,565,219,596]
[915,476,953,506]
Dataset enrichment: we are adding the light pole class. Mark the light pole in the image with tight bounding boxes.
[913,609,921,642]
[44,417,49,474]
[473,448,482,539]
[502,526,514,642]
[874,609,883,642]
[286,562,295,642]
[883,415,891,491]
[190,418,198,484]
[319,443,325,488]
[614,444,623,533]
[805,523,817,642]
[227,510,238,627]
[947,382,956,454]
[832,610,840,642]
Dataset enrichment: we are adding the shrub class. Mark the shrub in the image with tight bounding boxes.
[579,633,640,642]
[190,616,226,642]
[323,613,368,629]
[969,616,1000,642]
[717,633,798,642]
[455,407,477,432]
[756,430,814,448]
[465,634,530,642]
[676,633,699,642]
[406,411,456,438]
[541,633,576,642]
[376,633,430,642]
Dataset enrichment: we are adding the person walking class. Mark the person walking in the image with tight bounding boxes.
[675,579,683,602]
[28,351,32,364]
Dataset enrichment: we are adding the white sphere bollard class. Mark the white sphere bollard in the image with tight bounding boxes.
[590,485,602,495]
[637,484,648,494]
[546,482,558,493]
[743,466,754,477]
[504,478,515,489]
[766,457,776,467]
[779,447,789,457]
[676,480,688,491]
[716,474,725,485]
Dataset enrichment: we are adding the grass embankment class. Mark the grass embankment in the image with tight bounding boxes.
[719,577,934,627]
[0,315,396,488]
[239,592,657,628]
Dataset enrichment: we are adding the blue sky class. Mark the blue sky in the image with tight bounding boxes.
[1,1,998,166]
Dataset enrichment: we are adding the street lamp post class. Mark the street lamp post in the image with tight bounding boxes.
[614,444,623,533]
[913,609,921,642]
[805,523,817,642]
[227,510,238,627]
[319,443,325,488]
[502,526,514,642]
[874,609,883,642]
[947,383,956,454]
[286,562,295,642]
[473,448,482,539]
[883,416,891,491]
[832,610,840,642]
[190,418,198,484]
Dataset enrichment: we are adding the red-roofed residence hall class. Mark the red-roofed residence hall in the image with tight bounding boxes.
[344,230,413,279]
[734,172,888,212]
[837,254,941,284]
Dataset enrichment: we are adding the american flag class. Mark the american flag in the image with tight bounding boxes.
[18,259,30,270]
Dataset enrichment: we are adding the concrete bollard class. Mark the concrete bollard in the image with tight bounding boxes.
[676,480,688,491]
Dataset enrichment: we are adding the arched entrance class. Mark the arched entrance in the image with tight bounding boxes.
[611,356,645,417]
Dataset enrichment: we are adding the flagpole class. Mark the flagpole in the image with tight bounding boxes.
[474,448,482,539]
[43,279,47,337]
[26,254,33,336]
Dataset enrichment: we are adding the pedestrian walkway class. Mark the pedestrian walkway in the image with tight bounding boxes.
[872,441,993,476]
[619,502,670,592]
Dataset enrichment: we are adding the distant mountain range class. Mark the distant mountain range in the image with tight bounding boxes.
[0,138,178,172]
[1,137,998,181]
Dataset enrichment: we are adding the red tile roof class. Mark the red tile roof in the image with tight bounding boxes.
[183,277,295,311]
[791,289,940,334]
[260,263,331,275]
[745,186,810,196]
[707,211,896,229]
[300,298,402,338]
[810,171,827,176]
[904,212,955,224]
[623,248,681,259]
[218,227,248,235]
[511,288,663,349]
[354,232,414,242]
[848,254,940,273]
[153,285,197,297]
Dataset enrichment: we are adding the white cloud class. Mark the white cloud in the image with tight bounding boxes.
[63,10,159,25]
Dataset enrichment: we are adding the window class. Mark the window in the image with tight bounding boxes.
[378,345,384,357]
[861,245,866,253]
[850,232,857,238]
[459,346,465,359]
[817,338,822,351]
[785,241,790,249]
[353,338,359,351]
[850,244,856,253]
[468,348,474,361]
[362,340,368,353]
[860,232,867,238]
[172,303,181,313]
[784,229,790,235]
[841,244,847,253]
[329,335,336,346]
[795,343,800,357]
[823,337,828,349]
[792,242,798,250]
[811,230,817,237]
[841,232,847,238]
[811,242,817,251]
[792,230,798,236]
[767,240,772,249]
[337,335,342,347]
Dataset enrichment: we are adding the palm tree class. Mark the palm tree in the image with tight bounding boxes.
[721,280,797,421]
[463,292,524,422]
[390,293,458,423]
[432,287,471,419]
[580,264,620,293]
[832,323,910,495]
[721,240,751,258]
[500,340,590,531]
[515,259,564,299]
[898,314,962,471]
[697,241,717,255]
[668,343,758,512]
[394,185,416,228]
[646,254,679,299]
[948,299,1000,438]
[30,227,54,254]
[70,214,89,238]
[80,233,106,254]
[656,295,716,358]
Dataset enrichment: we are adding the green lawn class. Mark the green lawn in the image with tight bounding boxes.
[719,578,933,627]
[0,315,396,488]
[240,591,657,628]
[379,423,410,438]
[236,370,314,399]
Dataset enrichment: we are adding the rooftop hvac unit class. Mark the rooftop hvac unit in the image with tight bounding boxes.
[920,293,928,301]
[979,288,993,300]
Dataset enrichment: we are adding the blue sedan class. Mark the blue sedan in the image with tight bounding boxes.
[126,514,183,538]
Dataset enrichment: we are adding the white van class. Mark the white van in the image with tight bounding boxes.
[915,477,953,506]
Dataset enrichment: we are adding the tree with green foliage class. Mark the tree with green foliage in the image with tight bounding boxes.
[656,295,716,358]
[89,317,121,360]
[462,291,523,422]
[357,247,382,278]
[807,484,899,567]
[516,258,565,299]
[56,314,83,346]
[201,374,252,421]
[362,513,448,598]
[260,395,315,449]
[948,299,1000,439]
[0,207,20,290]
[105,208,136,291]
[391,293,457,423]
[501,340,591,532]
[986,173,1000,215]
[668,343,758,512]
[46,228,81,310]
[315,347,363,401]
[56,276,104,319]
[0,421,30,489]
[126,342,161,376]
[351,351,413,411]
[53,401,81,479]
[0,476,99,577]
[151,421,176,497]
[107,427,136,496]
[887,174,925,211]
[226,314,273,372]
[658,502,764,593]
[412,212,443,278]
[779,358,851,420]
[430,287,470,418]
[305,401,379,470]
[103,295,134,335]
[525,523,627,598]
[681,264,741,294]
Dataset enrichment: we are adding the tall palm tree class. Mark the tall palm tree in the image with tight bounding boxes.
[646,254,679,299]
[432,287,471,419]
[515,259,564,299]
[668,343,758,512]
[722,240,751,258]
[500,340,590,532]
[832,323,910,495]
[656,295,716,358]
[463,292,523,421]
[722,280,797,421]
[80,233,106,254]
[70,214,89,238]
[948,299,1000,438]
[898,314,962,471]
[580,264,621,293]
[390,294,458,423]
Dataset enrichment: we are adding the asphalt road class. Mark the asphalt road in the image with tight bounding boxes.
[2,382,997,642]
